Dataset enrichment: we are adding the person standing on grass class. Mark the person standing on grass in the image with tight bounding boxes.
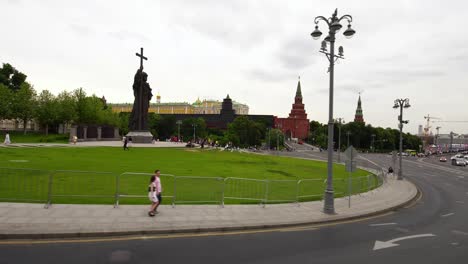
[154,169,163,214]
[148,174,158,217]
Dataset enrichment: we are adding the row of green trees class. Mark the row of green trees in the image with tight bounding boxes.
[308,121,422,152]
[0,63,119,135]
[141,114,270,148]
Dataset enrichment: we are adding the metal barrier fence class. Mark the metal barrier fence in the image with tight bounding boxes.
[0,167,385,208]
[45,170,115,208]
[116,172,175,207]
[297,179,324,202]
[222,177,267,206]
[174,176,224,205]
[0,167,49,203]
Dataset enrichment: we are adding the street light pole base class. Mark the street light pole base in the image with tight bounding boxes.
[323,190,336,214]
[397,169,403,180]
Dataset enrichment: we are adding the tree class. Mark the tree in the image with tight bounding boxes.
[267,128,284,150]
[180,117,206,141]
[0,83,12,120]
[73,88,88,125]
[226,116,263,147]
[36,90,59,136]
[56,91,77,133]
[11,82,36,134]
[0,63,27,92]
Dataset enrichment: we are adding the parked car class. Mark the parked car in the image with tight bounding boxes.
[452,158,467,167]
[439,157,447,162]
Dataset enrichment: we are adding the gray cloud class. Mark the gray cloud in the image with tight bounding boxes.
[246,69,292,82]
[277,38,315,70]
[107,30,150,43]
[374,69,445,82]
[69,24,93,36]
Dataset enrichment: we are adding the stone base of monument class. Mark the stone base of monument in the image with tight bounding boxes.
[126,131,153,143]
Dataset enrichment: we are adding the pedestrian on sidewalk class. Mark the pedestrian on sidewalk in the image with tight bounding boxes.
[123,136,129,150]
[148,174,158,217]
[388,166,394,177]
[154,169,163,214]
[4,132,11,145]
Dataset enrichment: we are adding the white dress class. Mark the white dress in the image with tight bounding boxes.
[4,134,10,144]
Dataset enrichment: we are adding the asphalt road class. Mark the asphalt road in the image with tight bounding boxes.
[1,152,468,264]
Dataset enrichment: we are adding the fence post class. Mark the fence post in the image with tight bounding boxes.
[114,173,120,208]
[172,176,177,208]
[263,180,269,208]
[218,177,223,207]
[367,175,370,192]
[44,170,54,209]
[221,178,227,208]
[295,180,300,206]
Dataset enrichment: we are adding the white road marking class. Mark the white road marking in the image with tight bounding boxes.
[455,201,464,204]
[452,230,468,236]
[441,213,455,217]
[370,223,397,227]
[394,227,410,233]
[373,234,436,251]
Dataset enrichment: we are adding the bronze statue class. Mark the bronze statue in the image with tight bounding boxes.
[129,48,153,131]
[129,69,152,131]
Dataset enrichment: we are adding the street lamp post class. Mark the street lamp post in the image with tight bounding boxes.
[449,131,454,152]
[335,118,344,163]
[176,120,182,142]
[346,131,352,147]
[192,124,196,143]
[311,9,356,214]
[393,98,411,180]
[371,134,375,152]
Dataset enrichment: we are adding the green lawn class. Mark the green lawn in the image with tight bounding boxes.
[0,147,379,205]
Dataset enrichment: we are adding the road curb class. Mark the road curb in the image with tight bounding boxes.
[0,180,420,241]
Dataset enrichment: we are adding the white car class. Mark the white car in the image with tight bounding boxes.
[451,154,464,160]
[452,158,467,167]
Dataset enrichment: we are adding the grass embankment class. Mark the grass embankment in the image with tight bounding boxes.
[0,147,377,205]
[0,131,69,143]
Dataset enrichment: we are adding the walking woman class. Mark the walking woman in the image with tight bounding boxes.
[148,175,158,217]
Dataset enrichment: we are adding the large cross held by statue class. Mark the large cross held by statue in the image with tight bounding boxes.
[136,47,147,70]
[135,47,148,130]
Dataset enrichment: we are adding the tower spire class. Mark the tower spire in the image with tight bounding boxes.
[354,92,364,123]
[296,76,302,98]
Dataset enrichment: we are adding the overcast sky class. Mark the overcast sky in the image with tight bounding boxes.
[1,0,468,135]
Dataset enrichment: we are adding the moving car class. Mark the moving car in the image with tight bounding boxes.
[439,157,447,162]
[451,158,467,167]
[450,154,464,160]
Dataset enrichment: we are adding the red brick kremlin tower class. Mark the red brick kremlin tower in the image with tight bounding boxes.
[354,93,365,124]
[274,77,310,140]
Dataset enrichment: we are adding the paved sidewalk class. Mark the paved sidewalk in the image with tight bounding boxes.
[0,177,417,239]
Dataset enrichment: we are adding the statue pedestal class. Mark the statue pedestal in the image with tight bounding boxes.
[126,131,153,143]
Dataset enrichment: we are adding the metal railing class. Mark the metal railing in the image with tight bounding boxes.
[0,167,49,203]
[222,177,267,206]
[115,172,175,208]
[45,170,115,208]
[0,167,385,208]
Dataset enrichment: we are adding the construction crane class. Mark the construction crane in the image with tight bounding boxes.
[423,114,441,136]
